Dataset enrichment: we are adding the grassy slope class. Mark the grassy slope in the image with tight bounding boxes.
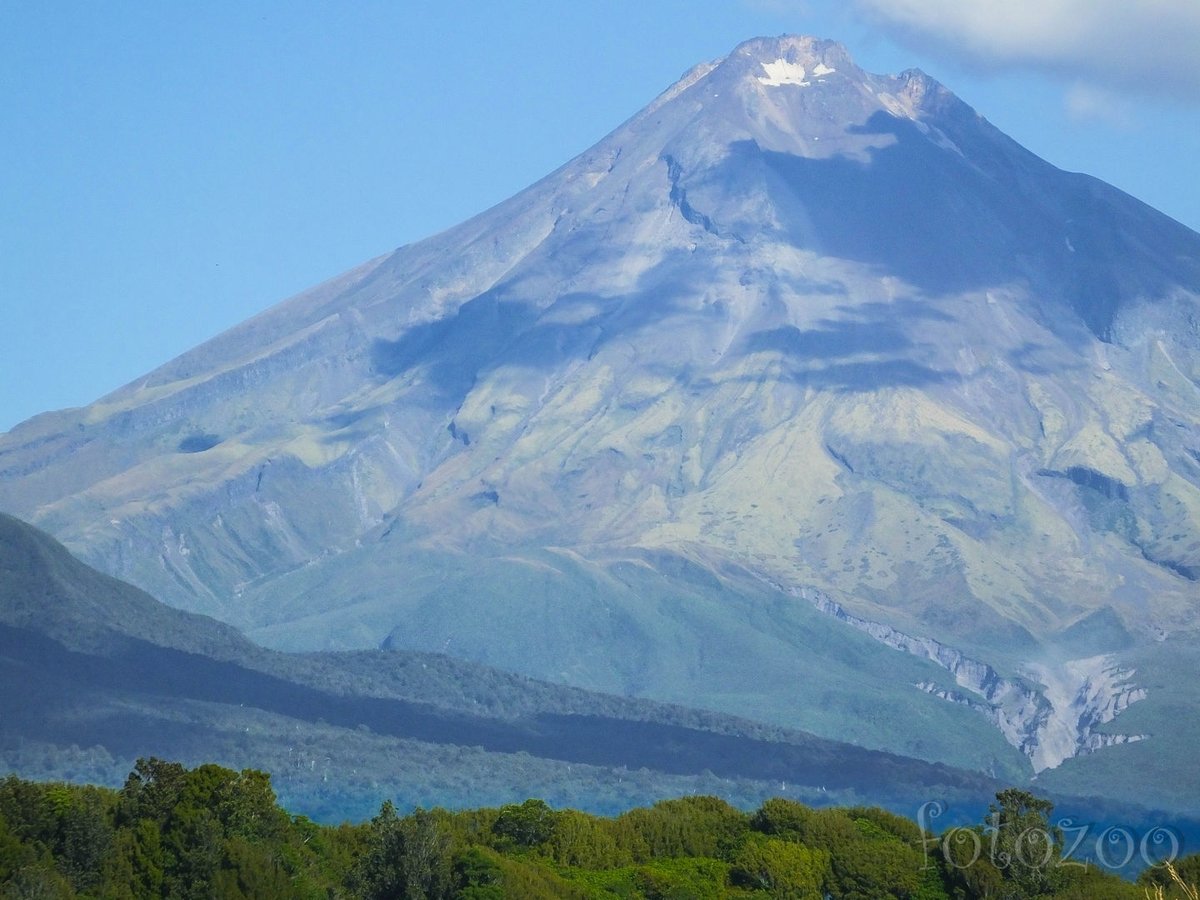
[241,536,1030,778]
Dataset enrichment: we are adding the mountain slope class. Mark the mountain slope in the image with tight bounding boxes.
[2,36,1199,799]
[0,511,1012,820]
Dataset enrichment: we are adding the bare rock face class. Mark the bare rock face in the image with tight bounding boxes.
[2,36,1199,791]
[807,588,1147,771]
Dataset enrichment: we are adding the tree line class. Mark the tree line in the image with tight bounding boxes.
[0,758,1195,898]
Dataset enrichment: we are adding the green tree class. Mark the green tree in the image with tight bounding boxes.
[940,826,1004,900]
[100,820,165,900]
[116,760,187,828]
[211,836,295,899]
[159,801,222,899]
[45,785,113,893]
[986,789,1063,898]
[938,790,1069,900]
[752,799,815,841]
[0,779,113,894]
[632,858,729,900]
[211,769,287,842]
[754,804,930,899]
[1054,864,1142,899]
[545,809,627,869]
[491,800,557,851]
[0,815,37,885]
[731,835,829,898]
[617,796,747,861]
[2,864,75,900]
[453,846,504,899]
[348,801,452,900]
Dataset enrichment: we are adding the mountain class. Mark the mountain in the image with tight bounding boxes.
[0,511,1009,822]
[2,36,1199,808]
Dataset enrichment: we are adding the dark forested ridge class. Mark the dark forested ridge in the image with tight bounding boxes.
[0,760,1192,899]
[0,511,1008,821]
[0,621,988,793]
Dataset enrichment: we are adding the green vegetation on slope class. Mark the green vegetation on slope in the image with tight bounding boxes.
[0,761,1181,899]
[0,510,1011,825]
[244,539,1029,777]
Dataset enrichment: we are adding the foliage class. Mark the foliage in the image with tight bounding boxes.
[731,835,828,897]
[986,788,1064,897]
[347,801,452,900]
[1140,856,1200,899]
[490,800,557,851]
[616,796,748,861]
[0,763,1158,898]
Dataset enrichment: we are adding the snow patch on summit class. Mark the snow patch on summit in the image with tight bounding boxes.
[758,59,810,87]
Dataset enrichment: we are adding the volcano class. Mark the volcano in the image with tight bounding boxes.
[3,37,1200,809]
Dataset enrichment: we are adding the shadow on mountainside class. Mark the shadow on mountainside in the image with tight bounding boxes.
[0,623,994,796]
[367,246,964,400]
[726,112,1200,341]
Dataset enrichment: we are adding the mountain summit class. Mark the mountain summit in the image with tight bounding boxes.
[3,36,1200,805]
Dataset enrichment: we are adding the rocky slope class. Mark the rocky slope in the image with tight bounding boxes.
[804,588,1147,771]
[2,36,1199,797]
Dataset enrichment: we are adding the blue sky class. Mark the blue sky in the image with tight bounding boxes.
[2,1,1198,433]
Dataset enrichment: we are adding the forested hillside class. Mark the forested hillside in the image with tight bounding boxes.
[0,760,1191,899]
[0,510,1013,824]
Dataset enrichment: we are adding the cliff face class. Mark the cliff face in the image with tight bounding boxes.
[805,588,1146,771]
[1,36,1199,794]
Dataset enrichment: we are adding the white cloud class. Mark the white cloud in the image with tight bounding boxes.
[851,0,1200,100]
[1063,83,1133,128]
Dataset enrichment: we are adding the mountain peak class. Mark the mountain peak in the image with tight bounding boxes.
[633,33,963,170]
[3,34,1200,809]
[730,34,854,70]
[689,34,864,100]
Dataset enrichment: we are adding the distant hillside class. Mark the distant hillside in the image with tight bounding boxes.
[0,512,1003,821]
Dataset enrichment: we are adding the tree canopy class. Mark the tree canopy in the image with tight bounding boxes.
[0,761,1181,899]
